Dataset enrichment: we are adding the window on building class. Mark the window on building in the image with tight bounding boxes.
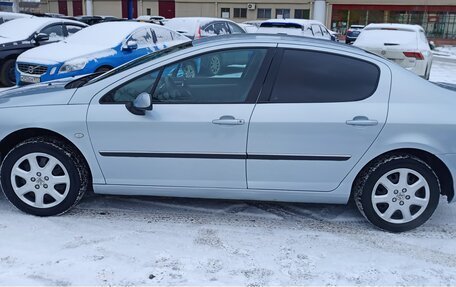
[221,8,230,19]
[294,9,309,19]
[234,8,247,18]
[146,8,151,15]
[275,9,290,19]
[269,49,380,103]
[257,8,271,19]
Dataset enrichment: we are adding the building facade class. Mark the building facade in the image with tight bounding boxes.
[4,0,455,41]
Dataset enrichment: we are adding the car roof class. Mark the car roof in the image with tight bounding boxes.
[261,18,324,26]
[12,16,86,26]
[364,23,424,32]
[167,17,235,24]
[193,33,367,54]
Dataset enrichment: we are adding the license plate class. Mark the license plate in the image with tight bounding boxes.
[20,75,41,84]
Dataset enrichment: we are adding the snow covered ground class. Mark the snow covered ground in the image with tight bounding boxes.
[0,55,456,286]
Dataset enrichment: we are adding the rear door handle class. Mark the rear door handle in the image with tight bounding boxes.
[346,116,378,126]
[212,115,245,126]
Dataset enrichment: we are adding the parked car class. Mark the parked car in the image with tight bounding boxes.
[243,20,264,28]
[16,22,188,86]
[353,23,433,79]
[164,17,246,76]
[1,34,455,232]
[74,15,125,26]
[163,17,245,39]
[0,17,87,86]
[137,15,165,24]
[257,19,333,41]
[345,24,364,44]
[0,12,33,24]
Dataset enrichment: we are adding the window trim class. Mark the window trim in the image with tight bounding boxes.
[257,48,381,104]
[99,47,275,105]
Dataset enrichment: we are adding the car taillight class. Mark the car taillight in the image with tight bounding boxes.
[195,26,202,39]
[403,51,424,60]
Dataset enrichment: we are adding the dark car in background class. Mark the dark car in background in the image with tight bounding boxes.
[345,24,365,44]
[0,17,87,86]
[75,15,126,25]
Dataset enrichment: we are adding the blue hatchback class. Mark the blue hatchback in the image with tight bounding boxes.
[16,22,189,85]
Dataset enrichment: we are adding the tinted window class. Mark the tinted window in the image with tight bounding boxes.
[101,70,160,103]
[152,49,267,104]
[40,25,65,41]
[234,8,247,18]
[269,50,380,103]
[213,22,230,35]
[257,8,271,19]
[66,25,83,36]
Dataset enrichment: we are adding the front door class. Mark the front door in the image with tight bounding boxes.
[247,46,391,191]
[87,48,271,188]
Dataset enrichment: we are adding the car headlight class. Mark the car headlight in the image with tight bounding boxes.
[59,59,88,74]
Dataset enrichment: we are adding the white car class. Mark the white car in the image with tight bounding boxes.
[353,23,433,79]
[0,12,33,24]
[164,17,245,39]
[257,19,332,40]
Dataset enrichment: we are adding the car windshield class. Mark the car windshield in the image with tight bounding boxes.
[0,18,42,39]
[87,41,193,85]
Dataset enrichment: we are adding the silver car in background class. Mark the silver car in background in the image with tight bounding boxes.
[0,34,454,232]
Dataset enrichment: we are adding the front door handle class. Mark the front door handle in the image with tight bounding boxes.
[346,116,378,126]
[212,115,245,126]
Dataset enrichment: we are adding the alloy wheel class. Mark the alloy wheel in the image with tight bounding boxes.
[10,152,70,209]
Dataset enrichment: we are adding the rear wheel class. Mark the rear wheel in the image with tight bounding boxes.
[0,59,16,87]
[354,154,440,232]
[0,137,89,216]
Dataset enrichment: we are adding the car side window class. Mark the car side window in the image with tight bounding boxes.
[66,25,84,36]
[40,25,65,41]
[321,26,330,37]
[101,70,160,103]
[269,49,380,103]
[213,22,229,35]
[203,24,216,36]
[228,22,245,34]
[154,28,173,42]
[311,24,323,37]
[129,28,155,47]
[151,48,267,104]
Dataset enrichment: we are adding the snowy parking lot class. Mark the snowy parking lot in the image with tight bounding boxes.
[0,57,456,285]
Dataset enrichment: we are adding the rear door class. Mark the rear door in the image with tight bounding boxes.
[247,45,391,191]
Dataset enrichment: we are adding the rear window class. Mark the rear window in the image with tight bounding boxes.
[269,49,380,103]
[356,29,418,45]
[260,22,303,29]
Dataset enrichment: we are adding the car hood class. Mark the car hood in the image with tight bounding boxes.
[18,42,117,65]
[0,79,77,108]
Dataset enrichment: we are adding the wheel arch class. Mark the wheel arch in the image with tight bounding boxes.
[0,128,93,189]
[352,148,454,203]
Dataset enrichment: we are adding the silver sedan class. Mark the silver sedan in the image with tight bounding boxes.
[0,34,454,232]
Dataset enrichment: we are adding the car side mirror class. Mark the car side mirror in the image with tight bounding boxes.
[122,40,138,51]
[429,41,436,50]
[35,33,49,42]
[125,92,152,115]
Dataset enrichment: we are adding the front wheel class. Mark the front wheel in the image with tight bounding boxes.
[0,137,89,216]
[0,59,16,87]
[354,154,440,232]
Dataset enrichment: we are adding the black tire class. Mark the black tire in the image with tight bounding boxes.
[0,137,89,216]
[0,58,16,87]
[354,154,440,232]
